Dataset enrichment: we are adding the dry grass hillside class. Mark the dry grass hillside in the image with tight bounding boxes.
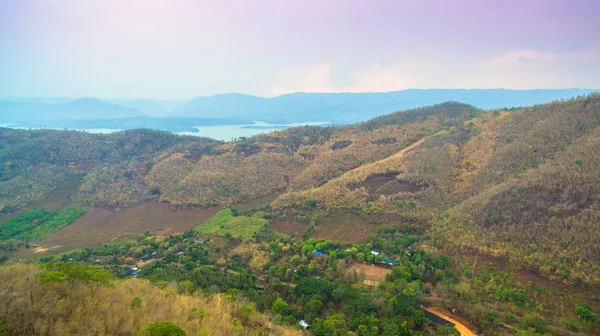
[0,102,478,213]
[0,264,303,336]
[2,95,600,286]
[272,93,600,285]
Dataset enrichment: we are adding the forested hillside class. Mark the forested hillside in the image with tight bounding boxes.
[2,95,599,284]
[0,128,220,212]
[1,94,600,335]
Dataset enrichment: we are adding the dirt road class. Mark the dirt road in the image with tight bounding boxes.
[423,307,477,336]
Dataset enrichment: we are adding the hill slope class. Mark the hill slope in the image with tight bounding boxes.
[1,95,599,285]
[273,94,600,284]
[0,264,302,336]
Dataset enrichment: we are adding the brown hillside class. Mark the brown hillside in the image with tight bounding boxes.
[2,96,600,285]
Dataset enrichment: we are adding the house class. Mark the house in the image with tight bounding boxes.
[141,255,150,261]
[151,252,157,257]
[176,252,185,256]
[131,267,139,271]
[370,250,380,256]
[195,239,206,246]
[299,320,310,329]
[131,271,139,276]
[314,250,324,256]
[380,258,396,266]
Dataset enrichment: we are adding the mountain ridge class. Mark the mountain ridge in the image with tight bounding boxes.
[2,89,597,129]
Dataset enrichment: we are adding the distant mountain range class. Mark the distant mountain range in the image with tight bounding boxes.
[1,89,597,132]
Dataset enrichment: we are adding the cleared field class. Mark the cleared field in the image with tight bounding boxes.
[235,191,283,215]
[312,214,377,243]
[13,202,219,259]
[348,262,391,282]
[268,217,311,236]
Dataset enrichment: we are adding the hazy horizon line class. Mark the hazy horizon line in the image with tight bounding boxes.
[1,87,598,102]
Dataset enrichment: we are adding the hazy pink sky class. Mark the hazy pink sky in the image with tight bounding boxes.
[1,0,599,99]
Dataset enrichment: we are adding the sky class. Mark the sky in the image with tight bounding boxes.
[1,0,599,99]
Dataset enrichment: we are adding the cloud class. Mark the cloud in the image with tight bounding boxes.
[485,50,558,66]
[269,49,600,96]
[269,62,335,95]
[270,61,447,95]
[485,49,598,66]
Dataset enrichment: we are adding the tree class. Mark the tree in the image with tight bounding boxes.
[0,323,9,336]
[296,277,331,298]
[435,325,461,336]
[38,262,113,296]
[178,280,194,294]
[304,296,324,321]
[131,297,142,308]
[272,298,289,315]
[311,314,348,336]
[137,322,186,336]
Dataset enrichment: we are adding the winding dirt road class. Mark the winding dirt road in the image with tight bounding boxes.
[423,307,477,336]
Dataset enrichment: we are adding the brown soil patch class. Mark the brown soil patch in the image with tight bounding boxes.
[331,140,352,150]
[373,137,397,145]
[235,191,283,214]
[13,202,219,259]
[32,177,80,211]
[353,172,428,200]
[268,217,310,236]
[312,214,377,243]
[349,262,391,282]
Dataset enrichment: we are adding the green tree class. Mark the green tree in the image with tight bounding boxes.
[138,322,186,336]
[272,298,289,315]
[0,323,9,336]
[304,296,324,321]
[39,262,113,296]
[178,280,194,294]
[131,297,142,308]
[311,314,348,336]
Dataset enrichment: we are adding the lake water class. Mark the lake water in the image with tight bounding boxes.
[2,121,331,142]
[178,121,331,141]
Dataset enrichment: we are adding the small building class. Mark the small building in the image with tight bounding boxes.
[381,258,396,266]
[131,271,139,276]
[141,255,150,261]
[195,239,206,246]
[314,250,324,256]
[131,267,139,271]
[176,252,185,256]
[370,250,380,256]
[151,252,157,257]
[299,320,310,329]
